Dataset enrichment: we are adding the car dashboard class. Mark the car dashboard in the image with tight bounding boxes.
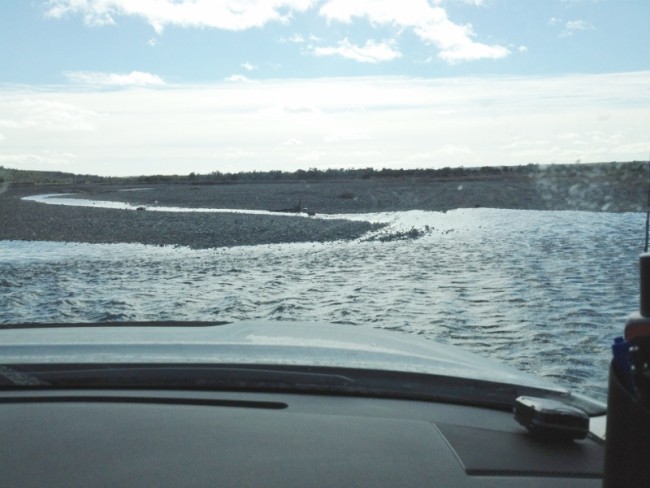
[0,387,604,487]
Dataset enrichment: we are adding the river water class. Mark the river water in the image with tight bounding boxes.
[0,201,645,401]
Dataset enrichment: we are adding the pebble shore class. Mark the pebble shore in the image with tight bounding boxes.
[0,185,382,249]
[1,175,645,249]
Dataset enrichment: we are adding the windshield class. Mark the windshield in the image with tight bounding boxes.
[0,0,648,407]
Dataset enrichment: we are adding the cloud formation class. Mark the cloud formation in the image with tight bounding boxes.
[0,151,77,170]
[45,0,508,64]
[2,71,647,175]
[66,71,165,87]
[225,74,255,82]
[0,99,97,131]
[314,38,401,63]
[560,19,595,37]
[550,17,595,38]
[319,0,510,63]
[45,0,318,33]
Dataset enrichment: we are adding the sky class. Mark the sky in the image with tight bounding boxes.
[0,0,648,176]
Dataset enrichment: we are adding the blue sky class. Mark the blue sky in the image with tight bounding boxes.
[0,0,648,176]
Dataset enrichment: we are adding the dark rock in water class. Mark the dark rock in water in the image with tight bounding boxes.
[136,207,146,211]
[365,227,426,243]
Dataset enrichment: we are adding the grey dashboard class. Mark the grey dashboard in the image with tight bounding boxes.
[0,389,603,487]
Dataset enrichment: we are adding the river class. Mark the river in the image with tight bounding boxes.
[1,202,645,402]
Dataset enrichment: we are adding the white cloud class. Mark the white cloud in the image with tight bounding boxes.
[550,17,596,38]
[323,129,372,143]
[221,148,256,160]
[282,137,304,145]
[287,33,305,43]
[566,20,592,30]
[225,74,255,82]
[556,132,581,141]
[452,0,486,5]
[438,40,509,63]
[314,38,401,63]
[560,19,595,37]
[1,72,648,175]
[440,144,474,155]
[44,0,508,64]
[241,62,258,71]
[279,32,320,44]
[45,0,319,33]
[66,71,165,87]
[44,1,509,65]
[318,0,509,63]
[0,151,77,170]
[295,150,323,162]
[0,99,97,131]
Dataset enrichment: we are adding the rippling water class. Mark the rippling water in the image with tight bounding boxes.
[0,207,645,401]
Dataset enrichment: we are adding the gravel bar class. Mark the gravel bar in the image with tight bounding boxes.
[1,175,644,249]
[0,185,383,249]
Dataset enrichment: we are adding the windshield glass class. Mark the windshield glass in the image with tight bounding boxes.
[0,0,649,406]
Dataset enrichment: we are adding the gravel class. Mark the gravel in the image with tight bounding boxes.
[0,185,382,249]
[1,175,644,249]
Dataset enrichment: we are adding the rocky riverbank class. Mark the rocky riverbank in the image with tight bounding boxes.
[0,185,383,249]
[1,172,645,249]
